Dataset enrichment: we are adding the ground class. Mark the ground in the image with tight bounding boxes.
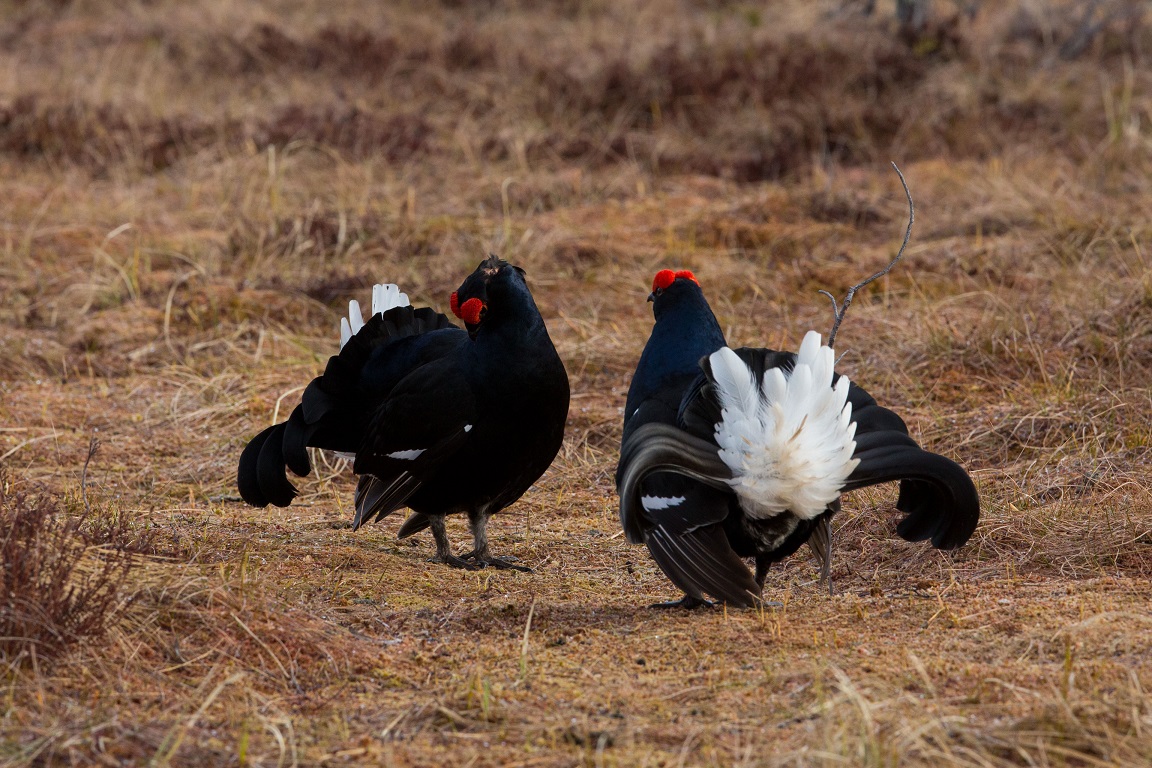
[1,1,1151,765]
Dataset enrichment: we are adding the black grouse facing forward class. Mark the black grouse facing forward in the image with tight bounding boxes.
[238,256,571,570]
[616,269,979,607]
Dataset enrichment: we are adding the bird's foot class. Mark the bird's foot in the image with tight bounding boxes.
[430,553,482,570]
[649,595,715,610]
[458,550,532,572]
[649,595,782,610]
[483,557,532,572]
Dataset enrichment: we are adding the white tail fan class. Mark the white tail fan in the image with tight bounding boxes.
[711,331,859,521]
[339,283,412,349]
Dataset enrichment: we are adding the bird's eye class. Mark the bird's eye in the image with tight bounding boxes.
[654,288,664,296]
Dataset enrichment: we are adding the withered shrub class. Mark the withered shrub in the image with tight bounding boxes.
[0,475,150,663]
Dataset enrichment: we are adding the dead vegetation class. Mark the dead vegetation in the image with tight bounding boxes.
[1,0,1151,765]
[0,472,149,664]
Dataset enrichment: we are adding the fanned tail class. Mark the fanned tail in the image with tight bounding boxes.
[677,339,980,549]
[237,286,455,509]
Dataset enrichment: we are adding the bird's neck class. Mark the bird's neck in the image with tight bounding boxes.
[626,301,726,411]
[473,285,556,355]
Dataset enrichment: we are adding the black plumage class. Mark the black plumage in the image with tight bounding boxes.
[616,270,980,607]
[238,256,570,569]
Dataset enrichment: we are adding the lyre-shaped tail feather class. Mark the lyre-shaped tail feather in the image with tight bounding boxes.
[237,423,298,508]
[844,430,980,549]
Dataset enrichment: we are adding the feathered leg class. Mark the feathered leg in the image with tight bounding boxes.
[427,514,477,570]
[754,557,771,590]
[461,509,531,571]
[750,559,785,608]
[807,510,835,595]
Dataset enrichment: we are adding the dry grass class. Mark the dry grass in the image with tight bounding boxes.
[1,0,1151,765]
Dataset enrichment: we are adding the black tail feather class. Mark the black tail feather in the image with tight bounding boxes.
[257,423,298,507]
[237,424,277,507]
[281,405,316,478]
[845,432,979,549]
[236,303,458,510]
[235,422,300,508]
[850,398,909,434]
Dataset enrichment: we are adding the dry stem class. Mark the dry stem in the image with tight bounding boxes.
[820,162,915,348]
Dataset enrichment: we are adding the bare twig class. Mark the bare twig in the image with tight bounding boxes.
[81,436,101,516]
[819,162,915,348]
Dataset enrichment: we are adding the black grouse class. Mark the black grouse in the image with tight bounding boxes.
[616,269,980,607]
[237,255,570,570]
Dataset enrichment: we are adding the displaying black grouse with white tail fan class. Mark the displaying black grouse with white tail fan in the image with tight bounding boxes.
[238,256,570,570]
[616,270,979,607]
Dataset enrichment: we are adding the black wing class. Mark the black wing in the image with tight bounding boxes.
[350,357,478,529]
[617,422,761,607]
[645,522,760,608]
[617,422,731,543]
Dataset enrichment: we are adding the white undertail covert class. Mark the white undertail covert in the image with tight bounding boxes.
[334,284,411,461]
[710,331,859,521]
[339,284,411,349]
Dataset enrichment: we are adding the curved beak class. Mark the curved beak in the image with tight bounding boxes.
[647,292,656,302]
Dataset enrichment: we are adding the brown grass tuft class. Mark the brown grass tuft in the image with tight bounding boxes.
[0,475,150,664]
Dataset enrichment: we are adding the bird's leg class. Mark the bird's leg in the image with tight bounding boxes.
[808,514,834,596]
[427,514,479,570]
[755,557,770,591]
[460,510,531,572]
[753,558,784,608]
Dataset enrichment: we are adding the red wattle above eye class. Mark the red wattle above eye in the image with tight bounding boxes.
[652,269,676,292]
[652,269,699,292]
[449,291,461,318]
[459,298,485,325]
